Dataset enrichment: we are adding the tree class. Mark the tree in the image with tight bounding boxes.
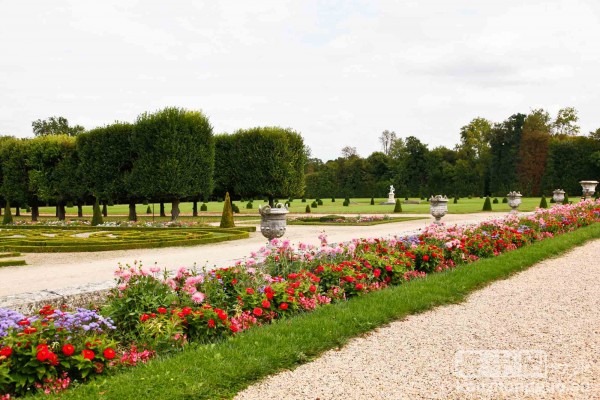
[220,192,235,228]
[379,130,397,155]
[455,117,492,196]
[129,107,214,220]
[589,128,600,141]
[489,113,526,195]
[517,109,552,196]
[32,116,85,137]
[553,107,580,136]
[341,146,357,158]
[77,123,136,220]
[215,127,306,206]
[0,138,29,219]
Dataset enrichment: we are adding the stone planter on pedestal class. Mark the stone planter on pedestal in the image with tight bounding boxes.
[579,180,599,200]
[507,191,522,214]
[429,195,448,224]
[552,189,565,205]
[258,203,289,242]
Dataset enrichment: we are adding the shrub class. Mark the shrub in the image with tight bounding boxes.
[317,198,323,206]
[343,199,349,207]
[453,197,458,204]
[319,215,345,222]
[370,197,375,205]
[220,192,235,228]
[91,199,103,226]
[493,198,499,204]
[305,205,311,213]
[232,203,240,213]
[393,198,402,213]
[311,201,318,208]
[200,203,208,211]
[146,205,152,214]
[564,193,569,204]
[246,201,253,209]
[143,200,149,205]
[502,197,508,203]
[331,198,335,202]
[539,196,548,209]
[301,197,306,203]
[550,197,555,203]
[2,201,13,225]
[468,195,472,199]
[482,196,492,211]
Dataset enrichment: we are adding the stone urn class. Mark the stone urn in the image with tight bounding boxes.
[429,195,448,224]
[552,189,565,205]
[507,191,522,214]
[579,180,599,200]
[258,203,289,242]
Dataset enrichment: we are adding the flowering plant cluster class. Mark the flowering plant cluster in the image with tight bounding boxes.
[1,200,598,397]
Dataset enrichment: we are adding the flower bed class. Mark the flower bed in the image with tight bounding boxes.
[1,201,599,398]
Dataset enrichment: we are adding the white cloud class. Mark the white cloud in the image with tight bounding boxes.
[1,0,599,160]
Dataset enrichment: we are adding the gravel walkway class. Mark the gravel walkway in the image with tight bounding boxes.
[236,239,600,400]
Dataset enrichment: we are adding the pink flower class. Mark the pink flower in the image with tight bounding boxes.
[191,292,206,304]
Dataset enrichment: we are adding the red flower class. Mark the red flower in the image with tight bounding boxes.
[266,292,274,300]
[355,283,364,290]
[36,343,48,352]
[47,352,59,366]
[23,326,37,334]
[62,344,75,356]
[373,269,381,278]
[103,348,116,360]
[182,307,192,316]
[17,319,30,326]
[279,303,289,310]
[208,319,216,328]
[36,349,50,362]
[261,300,271,308]
[82,349,95,360]
[157,307,168,314]
[229,324,239,333]
[140,314,150,322]
[309,285,317,293]
[252,307,263,317]
[245,287,255,295]
[0,346,12,358]
[385,265,392,272]
[422,255,430,261]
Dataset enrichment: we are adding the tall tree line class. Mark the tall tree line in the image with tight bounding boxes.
[305,107,600,198]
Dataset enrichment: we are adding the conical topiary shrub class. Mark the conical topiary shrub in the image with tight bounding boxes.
[539,195,548,209]
[370,197,375,205]
[2,201,13,225]
[91,199,103,226]
[311,201,318,208]
[493,198,499,204]
[305,205,311,213]
[220,192,235,228]
[200,203,208,211]
[393,198,402,213]
[246,201,253,209]
[331,197,335,202]
[453,197,458,204]
[564,193,569,204]
[482,196,492,211]
[146,205,152,214]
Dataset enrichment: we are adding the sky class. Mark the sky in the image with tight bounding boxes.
[1,0,599,161]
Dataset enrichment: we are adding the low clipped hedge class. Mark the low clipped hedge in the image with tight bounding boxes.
[0,227,253,253]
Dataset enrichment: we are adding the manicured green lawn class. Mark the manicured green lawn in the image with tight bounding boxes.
[48,222,600,400]
[15,196,554,219]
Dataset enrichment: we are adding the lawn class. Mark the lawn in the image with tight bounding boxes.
[14,196,553,219]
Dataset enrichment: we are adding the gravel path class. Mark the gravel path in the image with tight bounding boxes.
[236,239,600,400]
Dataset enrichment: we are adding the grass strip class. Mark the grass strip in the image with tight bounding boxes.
[0,259,26,267]
[0,252,21,258]
[50,223,600,399]
[288,216,424,226]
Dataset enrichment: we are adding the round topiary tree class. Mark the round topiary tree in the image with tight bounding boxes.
[493,198,499,204]
[220,192,235,228]
[482,196,492,211]
[311,200,318,208]
[200,203,208,211]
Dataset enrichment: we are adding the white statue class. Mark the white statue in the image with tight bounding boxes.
[389,185,395,195]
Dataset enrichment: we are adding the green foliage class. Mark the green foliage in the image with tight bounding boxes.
[301,197,306,202]
[220,192,235,228]
[502,197,508,203]
[213,127,306,203]
[564,193,569,204]
[482,196,492,211]
[539,195,548,208]
[311,201,318,208]
[246,201,253,209]
[305,205,311,213]
[316,198,323,206]
[370,197,375,205]
[91,199,103,226]
[232,203,240,213]
[492,198,499,204]
[146,205,152,214]
[393,198,402,213]
[200,203,208,212]
[129,107,214,205]
[331,197,335,202]
[31,115,85,137]
[453,197,458,204]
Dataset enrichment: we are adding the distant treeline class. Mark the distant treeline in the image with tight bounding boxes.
[305,109,600,199]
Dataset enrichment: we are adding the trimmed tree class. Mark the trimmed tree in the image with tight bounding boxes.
[220,192,235,228]
[539,195,548,209]
[0,138,30,221]
[129,107,214,221]
[393,198,402,213]
[482,196,492,211]
[91,199,103,226]
[214,127,306,207]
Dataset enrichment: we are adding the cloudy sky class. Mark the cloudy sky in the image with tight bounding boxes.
[1,0,599,160]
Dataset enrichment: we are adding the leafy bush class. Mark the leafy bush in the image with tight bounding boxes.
[146,205,152,214]
[319,215,345,222]
[539,196,548,209]
[453,197,458,204]
[502,197,508,203]
[331,198,335,202]
[232,203,240,213]
[493,198,499,204]
[305,205,311,213]
[200,203,208,211]
[482,197,492,211]
[246,201,253,209]
[370,197,374,205]
[317,199,323,206]
[301,197,306,203]
[91,200,103,226]
[2,202,12,225]
[220,192,235,228]
[311,201,318,208]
